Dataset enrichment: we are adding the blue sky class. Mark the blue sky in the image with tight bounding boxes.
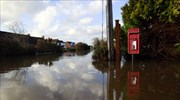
[0,0,128,45]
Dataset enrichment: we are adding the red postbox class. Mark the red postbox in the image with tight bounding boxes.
[128,28,140,54]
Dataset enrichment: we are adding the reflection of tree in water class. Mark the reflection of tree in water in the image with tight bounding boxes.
[92,61,125,100]
[92,61,109,73]
[63,52,76,56]
[121,60,180,100]
[36,54,61,66]
[137,60,180,100]
[76,50,90,56]
[0,56,33,73]
[0,54,62,73]
[7,68,28,85]
[1,54,62,86]
[63,51,90,57]
[92,60,109,100]
[92,60,180,100]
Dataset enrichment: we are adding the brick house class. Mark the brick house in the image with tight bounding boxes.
[65,41,75,49]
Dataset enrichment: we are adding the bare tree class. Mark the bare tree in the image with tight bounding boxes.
[7,21,26,34]
[93,37,100,49]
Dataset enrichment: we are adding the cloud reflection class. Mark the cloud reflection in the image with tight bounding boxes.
[0,52,106,100]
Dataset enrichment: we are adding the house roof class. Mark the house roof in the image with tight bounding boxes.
[0,31,66,43]
[66,41,75,44]
[52,39,64,42]
[0,31,27,36]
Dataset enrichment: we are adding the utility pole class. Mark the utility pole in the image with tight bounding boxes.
[106,0,114,60]
[102,0,104,41]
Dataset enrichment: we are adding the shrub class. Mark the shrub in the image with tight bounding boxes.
[92,38,108,60]
[75,42,90,50]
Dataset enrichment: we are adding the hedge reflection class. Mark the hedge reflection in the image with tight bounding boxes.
[0,54,62,73]
[92,60,180,100]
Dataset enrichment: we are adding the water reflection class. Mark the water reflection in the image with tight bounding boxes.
[63,52,76,56]
[93,59,180,100]
[76,50,91,56]
[0,54,62,73]
[63,50,91,57]
[0,52,179,100]
[1,52,106,100]
[92,61,122,100]
[127,72,140,99]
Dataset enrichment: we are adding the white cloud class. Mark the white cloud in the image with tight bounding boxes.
[34,6,57,27]
[32,6,57,36]
[0,0,105,45]
[0,0,49,32]
[87,1,102,14]
[1,1,48,22]
[1,1,26,22]
[66,28,76,35]
[80,17,92,25]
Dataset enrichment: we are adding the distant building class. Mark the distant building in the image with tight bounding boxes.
[29,36,44,46]
[0,31,69,49]
[65,41,75,49]
[60,41,66,48]
[51,39,59,45]
[0,31,43,46]
[51,39,65,48]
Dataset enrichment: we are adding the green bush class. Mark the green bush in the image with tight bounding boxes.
[75,42,90,50]
[121,0,180,58]
[76,50,90,56]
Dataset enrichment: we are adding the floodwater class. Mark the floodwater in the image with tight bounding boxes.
[0,51,179,100]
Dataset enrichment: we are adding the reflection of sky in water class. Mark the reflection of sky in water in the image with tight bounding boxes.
[2,52,179,100]
[0,52,107,100]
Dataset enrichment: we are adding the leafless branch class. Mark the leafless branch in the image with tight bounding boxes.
[7,21,25,34]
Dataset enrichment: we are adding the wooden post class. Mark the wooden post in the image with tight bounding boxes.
[115,58,121,100]
[107,63,114,100]
[115,20,121,100]
[115,20,120,61]
[106,0,114,60]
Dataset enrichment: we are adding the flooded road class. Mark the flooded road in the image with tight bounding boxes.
[0,51,179,100]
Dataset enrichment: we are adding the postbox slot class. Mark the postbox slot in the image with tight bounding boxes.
[132,40,137,50]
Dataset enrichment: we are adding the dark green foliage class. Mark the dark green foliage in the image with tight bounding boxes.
[121,0,180,58]
[122,0,180,26]
[175,43,180,51]
[75,42,90,50]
